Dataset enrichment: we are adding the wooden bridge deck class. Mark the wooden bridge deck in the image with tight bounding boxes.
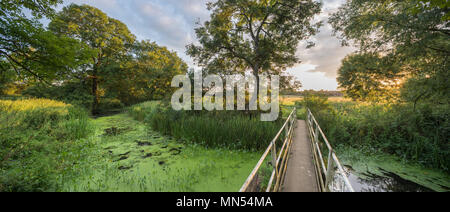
[281,120,319,192]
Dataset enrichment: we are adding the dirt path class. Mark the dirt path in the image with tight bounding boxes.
[282,120,319,192]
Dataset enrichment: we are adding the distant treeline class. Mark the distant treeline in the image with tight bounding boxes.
[282,90,344,97]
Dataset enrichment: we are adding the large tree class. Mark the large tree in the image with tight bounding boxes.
[280,74,302,94]
[0,0,93,84]
[49,4,136,114]
[330,0,449,103]
[104,40,188,104]
[186,0,322,103]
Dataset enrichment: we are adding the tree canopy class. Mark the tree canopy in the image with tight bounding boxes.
[49,4,136,113]
[187,0,321,94]
[337,53,403,102]
[0,0,94,84]
[0,2,188,113]
[330,0,449,103]
[104,40,188,104]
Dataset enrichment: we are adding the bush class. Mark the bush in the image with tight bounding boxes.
[22,82,94,110]
[97,98,125,115]
[128,101,160,122]
[0,99,94,191]
[23,82,127,115]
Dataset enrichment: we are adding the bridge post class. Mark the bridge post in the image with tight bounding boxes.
[285,119,289,140]
[325,150,335,191]
[314,124,319,144]
[271,139,278,189]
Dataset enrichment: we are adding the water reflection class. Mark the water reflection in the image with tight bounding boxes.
[345,166,435,192]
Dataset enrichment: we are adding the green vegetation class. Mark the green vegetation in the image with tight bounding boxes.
[0,0,95,86]
[47,4,188,114]
[1,0,448,192]
[337,53,402,102]
[0,99,94,191]
[130,102,283,151]
[2,1,303,192]
[1,3,188,115]
[321,0,450,179]
[187,0,321,98]
[0,99,265,191]
[62,111,261,192]
[298,96,449,172]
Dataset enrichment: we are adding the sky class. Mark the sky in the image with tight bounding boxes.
[59,0,355,91]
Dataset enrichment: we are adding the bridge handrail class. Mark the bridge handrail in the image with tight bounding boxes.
[239,108,297,192]
[306,108,354,192]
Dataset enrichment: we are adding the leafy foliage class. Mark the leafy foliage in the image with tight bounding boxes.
[49,4,136,114]
[103,41,188,105]
[337,53,403,102]
[330,0,449,104]
[22,81,94,109]
[0,0,95,84]
[187,0,321,97]
[411,0,450,21]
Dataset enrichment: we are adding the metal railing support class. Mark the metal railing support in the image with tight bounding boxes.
[271,140,278,183]
[325,150,335,190]
[240,108,297,192]
[241,107,354,192]
[306,109,355,192]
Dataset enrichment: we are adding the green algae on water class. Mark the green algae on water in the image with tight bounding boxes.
[61,113,261,192]
[336,145,450,192]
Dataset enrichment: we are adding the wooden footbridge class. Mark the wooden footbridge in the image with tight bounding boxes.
[240,108,355,192]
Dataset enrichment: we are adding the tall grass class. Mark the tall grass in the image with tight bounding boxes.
[298,96,450,171]
[0,99,94,191]
[128,101,160,122]
[129,102,283,151]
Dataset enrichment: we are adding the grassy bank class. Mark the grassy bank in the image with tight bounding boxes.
[0,99,94,191]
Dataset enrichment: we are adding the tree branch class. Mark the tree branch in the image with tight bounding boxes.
[0,50,51,85]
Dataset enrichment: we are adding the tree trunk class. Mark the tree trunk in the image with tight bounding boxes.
[92,66,99,115]
[251,67,260,111]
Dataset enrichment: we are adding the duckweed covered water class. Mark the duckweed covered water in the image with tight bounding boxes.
[337,146,450,192]
[62,113,260,192]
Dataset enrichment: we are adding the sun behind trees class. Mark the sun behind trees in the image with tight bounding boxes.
[337,53,404,102]
[314,0,450,171]
[331,0,449,104]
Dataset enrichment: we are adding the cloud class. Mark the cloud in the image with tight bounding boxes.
[290,0,355,80]
[293,24,355,79]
